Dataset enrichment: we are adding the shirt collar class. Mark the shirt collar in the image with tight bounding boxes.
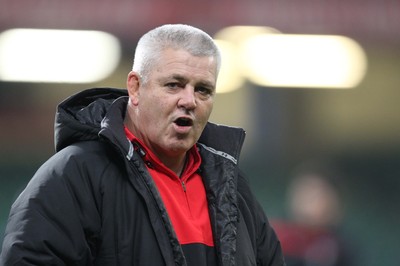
[124,126,201,179]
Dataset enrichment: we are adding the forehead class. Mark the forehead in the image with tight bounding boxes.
[152,48,218,84]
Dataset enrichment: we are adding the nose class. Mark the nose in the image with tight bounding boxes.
[177,87,197,110]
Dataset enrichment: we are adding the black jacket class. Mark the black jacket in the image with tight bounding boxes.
[0,88,285,266]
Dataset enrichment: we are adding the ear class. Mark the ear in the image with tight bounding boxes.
[127,71,141,106]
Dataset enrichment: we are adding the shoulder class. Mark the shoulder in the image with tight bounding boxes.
[50,140,118,170]
[32,141,123,190]
[11,140,126,220]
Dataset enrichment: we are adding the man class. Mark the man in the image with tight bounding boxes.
[0,24,285,265]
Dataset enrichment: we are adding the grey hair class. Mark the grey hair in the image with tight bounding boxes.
[132,24,221,84]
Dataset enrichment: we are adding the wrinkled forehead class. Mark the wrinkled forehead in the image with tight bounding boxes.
[151,48,218,83]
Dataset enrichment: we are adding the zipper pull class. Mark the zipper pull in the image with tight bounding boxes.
[181,181,186,192]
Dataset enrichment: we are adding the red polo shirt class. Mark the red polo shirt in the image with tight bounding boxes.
[125,127,214,247]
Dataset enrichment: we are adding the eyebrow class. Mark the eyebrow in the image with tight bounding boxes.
[166,74,215,90]
[170,74,188,84]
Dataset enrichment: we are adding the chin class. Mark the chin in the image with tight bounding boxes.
[168,141,194,154]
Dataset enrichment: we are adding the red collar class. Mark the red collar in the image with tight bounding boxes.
[124,126,201,180]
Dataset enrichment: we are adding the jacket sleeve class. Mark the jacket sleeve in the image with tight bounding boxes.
[0,147,102,265]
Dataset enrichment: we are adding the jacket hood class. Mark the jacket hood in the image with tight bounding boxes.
[54,88,128,152]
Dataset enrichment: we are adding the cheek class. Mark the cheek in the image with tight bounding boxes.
[152,97,170,116]
[202,101,214,120]
[143,97,171,127]
[208,102,214,116]
[195,102,213,132]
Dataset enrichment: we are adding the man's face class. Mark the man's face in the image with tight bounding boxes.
[127,48,217,159]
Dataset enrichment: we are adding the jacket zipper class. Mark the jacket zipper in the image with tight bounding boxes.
[181,180,186,192]
[181,180,193,218]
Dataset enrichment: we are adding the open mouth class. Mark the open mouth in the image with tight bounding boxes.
[174,117,193,127]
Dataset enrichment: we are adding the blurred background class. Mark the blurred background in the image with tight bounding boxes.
[1,0,399,265]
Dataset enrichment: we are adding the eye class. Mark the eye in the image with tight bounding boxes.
[196,86,213,97]
[166,82,180,89]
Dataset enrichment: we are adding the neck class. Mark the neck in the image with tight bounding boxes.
[161,152,187,177]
